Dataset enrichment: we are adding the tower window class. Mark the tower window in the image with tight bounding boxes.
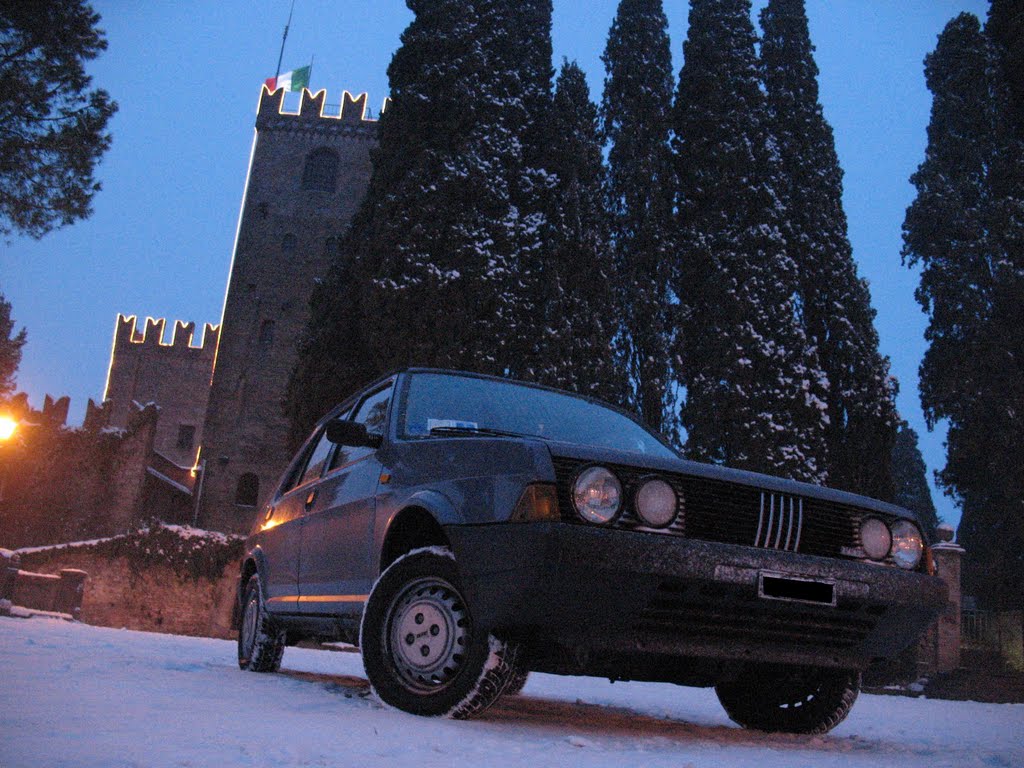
[282,233,297,253]
[235,473,259,507]
[176,425,195,451]
[258,320,275,348]
[324,236,340,257]
[302,148,339,192]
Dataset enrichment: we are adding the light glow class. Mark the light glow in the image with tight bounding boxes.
[0,415,16,441]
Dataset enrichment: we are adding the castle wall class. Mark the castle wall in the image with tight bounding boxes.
[197,87,377,533]
[103,315,218,468]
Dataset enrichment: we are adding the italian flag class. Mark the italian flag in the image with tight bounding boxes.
[264,65,311,93]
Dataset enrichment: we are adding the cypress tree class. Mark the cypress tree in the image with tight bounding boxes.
[903,12,1024,604]
[890,421,940,539]
[530,61,628,404]
[671,0,829,483]
[759,0,898,499]
[355,0,550,377]
[600,0,677,437]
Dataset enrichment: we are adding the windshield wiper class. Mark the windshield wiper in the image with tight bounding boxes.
[427,425,549,441]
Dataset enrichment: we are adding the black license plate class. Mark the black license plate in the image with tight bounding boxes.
[758,572,836,606]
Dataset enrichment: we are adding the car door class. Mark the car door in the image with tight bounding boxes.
[257,425,336,613]
[297,380,394,614]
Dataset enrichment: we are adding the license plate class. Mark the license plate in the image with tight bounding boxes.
[758,572,836,607]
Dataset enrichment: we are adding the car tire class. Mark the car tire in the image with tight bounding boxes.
[503,666,530,696]
[714,666,860,734]
[360,547,518,718]
[237,573,285,673]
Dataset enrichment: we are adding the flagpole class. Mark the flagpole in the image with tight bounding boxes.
[274,0,296,82]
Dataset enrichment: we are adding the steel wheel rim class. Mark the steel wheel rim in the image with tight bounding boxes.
[241,594,259,658]
[386,576,469,693]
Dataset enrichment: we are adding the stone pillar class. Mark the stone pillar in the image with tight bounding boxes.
[932,541,966,673]
[56,569,88,621]
[0,550,20,615]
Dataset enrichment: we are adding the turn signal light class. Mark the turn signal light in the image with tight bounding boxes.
[510,484,560,522]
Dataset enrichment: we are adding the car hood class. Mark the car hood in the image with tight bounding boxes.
[542,440,924,527]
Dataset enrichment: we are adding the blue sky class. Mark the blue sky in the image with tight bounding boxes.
[0,0,990,529]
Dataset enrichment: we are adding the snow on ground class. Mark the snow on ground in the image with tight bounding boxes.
[1,617,1021,768]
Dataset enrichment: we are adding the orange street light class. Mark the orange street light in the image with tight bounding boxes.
[0,415,17,442]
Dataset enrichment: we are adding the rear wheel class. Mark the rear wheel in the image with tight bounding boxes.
[360,547,518,718]
[237,574,285,672]
[715,666,860,734]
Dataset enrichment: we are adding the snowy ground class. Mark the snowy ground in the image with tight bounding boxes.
[2,616,1021,768]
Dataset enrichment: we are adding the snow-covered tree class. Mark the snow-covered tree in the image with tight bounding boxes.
[346,0,555,379]
[759,0,898,499]
[904,11,1024,605]
[600,0,677,437]
[671,0,828,482]
[529,61,628,404]
[890,421,940,539]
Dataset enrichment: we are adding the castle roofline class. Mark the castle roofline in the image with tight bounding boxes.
[256,85,389,128]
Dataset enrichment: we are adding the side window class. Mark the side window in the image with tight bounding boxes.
[297,430,335,488]
[330,383,392,470]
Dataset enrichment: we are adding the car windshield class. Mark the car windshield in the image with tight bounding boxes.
[401,372,678,459]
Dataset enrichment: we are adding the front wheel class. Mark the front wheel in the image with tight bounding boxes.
[715,666,860,734]
[360,547,518,718]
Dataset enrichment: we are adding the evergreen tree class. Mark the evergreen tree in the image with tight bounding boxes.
[600,0,677,437]
[1,291,26,403]
[344,0,552,379]
[890,421,939,539]
[671,0,829,482]
[759,0,898,499]
[529,61,628,404]
[903,13,1024,605]
[1,1,117,239]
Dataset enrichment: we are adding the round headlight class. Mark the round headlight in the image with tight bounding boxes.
[572,466,622,524]
[634,478,677,528]
[891,520,923,570]
[860,517,892,560]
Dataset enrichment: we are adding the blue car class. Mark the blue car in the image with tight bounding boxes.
[236,368,946,732]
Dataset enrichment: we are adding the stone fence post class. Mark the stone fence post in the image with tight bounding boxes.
[0,550,20,615]
[932,541,966,673]
[56,569,89,620]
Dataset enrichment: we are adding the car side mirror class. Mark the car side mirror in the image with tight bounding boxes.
[325,419,382,449]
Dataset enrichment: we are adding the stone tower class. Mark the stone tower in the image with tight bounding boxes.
[196,87,377,533]
[102,314,219,468]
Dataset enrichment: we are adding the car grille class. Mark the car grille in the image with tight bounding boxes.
[551,456,860,559]
[635,580,880,649]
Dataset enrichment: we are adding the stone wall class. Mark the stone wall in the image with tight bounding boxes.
[15,525,243,639]
[0,402,160,549]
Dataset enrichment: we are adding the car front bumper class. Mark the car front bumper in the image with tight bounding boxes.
[445,521,948,672]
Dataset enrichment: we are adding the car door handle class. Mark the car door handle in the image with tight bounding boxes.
[305,488,318,508]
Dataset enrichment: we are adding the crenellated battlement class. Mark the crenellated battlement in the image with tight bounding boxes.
[256,85,389,127]
[114,314,219,353]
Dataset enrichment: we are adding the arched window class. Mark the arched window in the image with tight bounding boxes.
[235,473,259,507]
[324,235,339,257]
[282,233,297,253]
[301,148,339,192]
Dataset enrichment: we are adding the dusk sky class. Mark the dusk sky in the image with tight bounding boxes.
[1,0,990,529]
